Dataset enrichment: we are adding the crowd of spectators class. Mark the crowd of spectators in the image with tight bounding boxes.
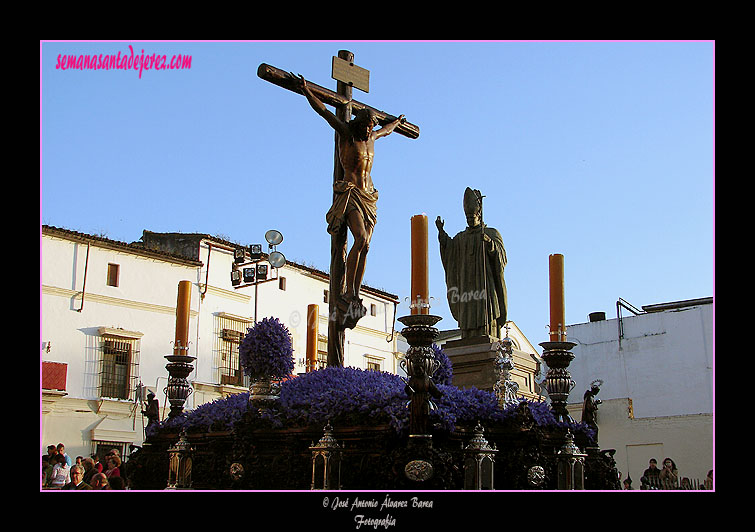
[620,457,713,490]
[43,442,714,491]
[42,443,129,490]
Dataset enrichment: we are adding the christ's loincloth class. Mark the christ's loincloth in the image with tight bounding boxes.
[326,181,378,235]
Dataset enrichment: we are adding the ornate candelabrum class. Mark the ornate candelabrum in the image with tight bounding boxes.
[164,342,196,419]
[538,341,577,423]
[398,313,442,441]
[164,280,195,419]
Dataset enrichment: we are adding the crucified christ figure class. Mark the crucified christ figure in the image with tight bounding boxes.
[293,73,405,313]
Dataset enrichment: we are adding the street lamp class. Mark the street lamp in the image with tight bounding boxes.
[249,243,263,260]
[231,264,242,286]
[230,230,286,322]
[265,229,283,246]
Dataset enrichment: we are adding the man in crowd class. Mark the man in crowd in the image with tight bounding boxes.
[62,465,92,490]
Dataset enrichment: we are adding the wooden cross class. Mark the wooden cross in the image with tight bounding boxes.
[258,50,419,367]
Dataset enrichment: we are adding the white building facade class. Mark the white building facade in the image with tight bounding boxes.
[564,298,713,485]
[41,225,400,463]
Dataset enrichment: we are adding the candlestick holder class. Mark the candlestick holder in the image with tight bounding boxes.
[538,341,577,423]
[408,296,431,315]
[398,313,443,438]
[164,343,196,419]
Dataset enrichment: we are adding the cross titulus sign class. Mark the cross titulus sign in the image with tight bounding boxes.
[331,55,370,93]
[256,60,419,139]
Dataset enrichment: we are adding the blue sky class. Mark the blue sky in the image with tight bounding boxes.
[40,41,714,350]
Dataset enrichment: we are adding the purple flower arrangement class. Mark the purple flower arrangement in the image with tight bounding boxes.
[277,366,409,433]
[147,391,251,436]
[148,364,595,443]
[239,317,294,380]
[431,343,453,386]
[431,384,502,432]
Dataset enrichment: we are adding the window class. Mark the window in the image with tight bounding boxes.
[107,263,120,287]
[323,290,329,304]
[216,314,251,387]
[279,277,287,291]
[364,355,382,372]
[317,334,328,369]
[92,440,129,465]
[370,304,377,316]
[98,334,140,400]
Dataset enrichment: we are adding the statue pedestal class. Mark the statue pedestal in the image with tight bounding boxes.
[443,336,500,392]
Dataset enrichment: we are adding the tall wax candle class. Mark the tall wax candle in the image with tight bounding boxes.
[306,304,318,372]
[411,214,429,314]
[174,280,192,355]
[549,254,565,341]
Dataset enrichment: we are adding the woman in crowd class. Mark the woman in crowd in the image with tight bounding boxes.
[104,454,122,479]
[659,457,679,487]
[48,454,71,488]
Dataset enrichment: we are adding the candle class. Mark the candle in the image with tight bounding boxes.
[174,280,192,355]
[549,254,565,341]
[411,214,429,314]
[306,304,318,372]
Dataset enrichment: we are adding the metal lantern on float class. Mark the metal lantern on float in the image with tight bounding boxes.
[310,422,342,490]
[463,422,497,490]
[556,430,586,490]
[166,428,194,489]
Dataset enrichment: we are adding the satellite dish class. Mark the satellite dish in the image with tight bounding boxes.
[265,230,283,246]
[268,251,286,268]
